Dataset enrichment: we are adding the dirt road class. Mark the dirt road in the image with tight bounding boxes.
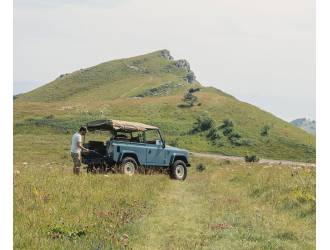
[191,152,316,167]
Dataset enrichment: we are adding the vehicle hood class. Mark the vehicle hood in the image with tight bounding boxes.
[165,145,189,154]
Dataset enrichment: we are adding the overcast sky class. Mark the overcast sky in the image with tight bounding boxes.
[14,0,315,121]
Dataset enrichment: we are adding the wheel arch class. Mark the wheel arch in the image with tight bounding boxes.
[119,151,141,165]
[170,154,189,166]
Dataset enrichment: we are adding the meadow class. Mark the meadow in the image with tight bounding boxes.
[14,127,315,249]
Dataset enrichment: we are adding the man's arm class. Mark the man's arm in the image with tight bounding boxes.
[77,141,90,152]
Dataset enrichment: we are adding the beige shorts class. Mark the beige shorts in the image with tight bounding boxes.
[71,152,81,168]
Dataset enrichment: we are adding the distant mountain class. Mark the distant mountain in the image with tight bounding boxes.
[13,49,315,162]
[290,118,316,135]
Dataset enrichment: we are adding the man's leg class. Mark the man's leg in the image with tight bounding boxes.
[71,153,81,175]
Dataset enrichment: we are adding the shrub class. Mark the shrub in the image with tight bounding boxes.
[188,87,200,93]
[222,127,233,136]
[191,113,214,133]
[220,119,234,129]
[206,128,224,146]
[196,163,206,172]
[228,132,242,145]
[182,92,198,107]
[260,125,271,136]
[206,128,221,140]
[245,155,260,162]
[220,119,234,136]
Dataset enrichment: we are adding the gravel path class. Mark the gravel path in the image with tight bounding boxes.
[191,152,316,167]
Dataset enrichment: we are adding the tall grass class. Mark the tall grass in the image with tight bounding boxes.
[14,128,315,249]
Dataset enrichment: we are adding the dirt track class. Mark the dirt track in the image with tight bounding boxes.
[191,152,316,168]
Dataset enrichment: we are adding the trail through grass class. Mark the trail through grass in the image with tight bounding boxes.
[129,159,315,249]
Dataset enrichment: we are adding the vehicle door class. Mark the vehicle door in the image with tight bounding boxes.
[145,130,166,165]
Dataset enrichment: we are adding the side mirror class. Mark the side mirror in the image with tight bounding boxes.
[162,140,166,148]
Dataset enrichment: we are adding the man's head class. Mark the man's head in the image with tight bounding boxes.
[79,126,88,135]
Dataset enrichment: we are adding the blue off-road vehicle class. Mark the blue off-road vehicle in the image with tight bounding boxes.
[81,120,190,180]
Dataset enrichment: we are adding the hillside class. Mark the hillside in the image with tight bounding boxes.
[14,49,315,162]
[291,118,316,135]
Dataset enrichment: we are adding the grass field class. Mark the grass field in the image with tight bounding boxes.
[14,127,315,249]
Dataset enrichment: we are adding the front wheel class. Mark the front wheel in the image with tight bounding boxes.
[120,157,137,176]
[171,160,187,180]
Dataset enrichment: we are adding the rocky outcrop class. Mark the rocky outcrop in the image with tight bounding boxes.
[173,59,196,83]
[160,49,174,60]
[174,59,190,71]
[184,71,196,83]
[160,50,196,83]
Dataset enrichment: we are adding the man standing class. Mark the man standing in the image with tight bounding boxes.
[71,126,89,175]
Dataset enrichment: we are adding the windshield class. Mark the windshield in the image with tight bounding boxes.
[144,130,162,144]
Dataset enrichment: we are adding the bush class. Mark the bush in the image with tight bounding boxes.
[206,128,221,140]
[228,132,242,145]
[206,128,224,146]
[220,119,234,129]
[245,155,260,162]
[182,92,198,107]
[220,119,234,136]
[196,163,206,172]
[260,125,271,136]
[191,114,214,133]
[188,87,200,93]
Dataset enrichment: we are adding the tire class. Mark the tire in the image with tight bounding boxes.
[120,157,137,176]
[171,160,187,180]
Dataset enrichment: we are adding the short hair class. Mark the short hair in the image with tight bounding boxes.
[79,126,88,132]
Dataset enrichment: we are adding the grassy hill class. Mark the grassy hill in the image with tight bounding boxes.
[14,49,315,162]
[13,50,315,249]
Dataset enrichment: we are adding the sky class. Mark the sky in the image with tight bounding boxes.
[14,0,315,121]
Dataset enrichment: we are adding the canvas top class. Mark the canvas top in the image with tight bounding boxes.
[86,119,159,132]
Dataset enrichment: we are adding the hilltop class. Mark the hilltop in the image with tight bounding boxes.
[14,49,315,162]
[291,118,316,135]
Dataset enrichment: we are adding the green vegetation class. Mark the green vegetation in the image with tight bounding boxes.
[14,127,315,249]
[260,125,271,137]
[179,90,198,107]
[14,49,315,162]
[191,112,215,133]
[245,155,260,162]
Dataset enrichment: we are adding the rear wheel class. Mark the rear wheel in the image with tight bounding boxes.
[120,157,137,176]
[171,160,187,180]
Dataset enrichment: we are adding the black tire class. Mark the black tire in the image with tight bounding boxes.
[120,157,138,176]
[171,160,187,180]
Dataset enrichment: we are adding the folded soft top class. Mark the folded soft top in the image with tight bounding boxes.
[86,119,159,132]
